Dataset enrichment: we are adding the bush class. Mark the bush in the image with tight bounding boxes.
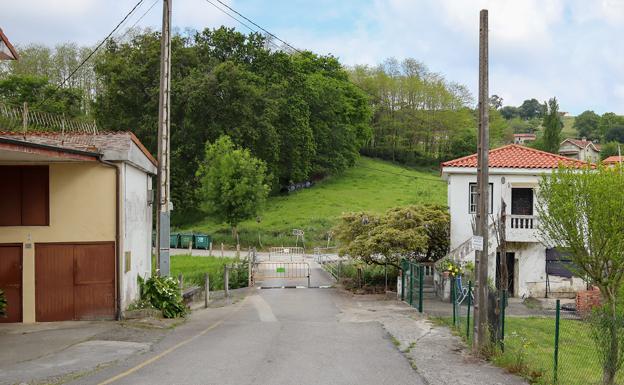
[0,289,7,318]
[137,275,187,318]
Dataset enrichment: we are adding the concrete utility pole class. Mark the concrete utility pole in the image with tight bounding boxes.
[156,0,172,276]
[473,9,490,352]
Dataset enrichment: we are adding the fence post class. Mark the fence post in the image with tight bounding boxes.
[409,263,414,306]
[401,260,406,301]
[467,281,472,340]
[209,241,213,256]
[204,273,210,308]
[178,273,183,295]
[500,289,506,351]
[224,266,230,298]
[22,101,28,132]
[451,276,456,326]
[221,243,224,258]
[236,243,240,258]
[418,265,424,313]
[248,253,252,287]
[554,299,560,384]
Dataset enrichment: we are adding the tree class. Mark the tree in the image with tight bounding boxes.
[574,110,601,140]
[605,125,624,143]
[518,98,545,120]
[599,113,624,140]
[500,105,519,120]
[537,165,624,385]
[334,205,450,268]
[600,142,622,160]
[197,136,270,238]
[541,97,563,153]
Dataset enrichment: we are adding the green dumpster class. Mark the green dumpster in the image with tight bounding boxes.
[193,234,211,249]
[170,233,180,248]
[179,233,194,249]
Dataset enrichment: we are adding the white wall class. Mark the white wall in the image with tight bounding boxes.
[121,163,153,308]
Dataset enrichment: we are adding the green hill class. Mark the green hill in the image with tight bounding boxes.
[178,157,447,249]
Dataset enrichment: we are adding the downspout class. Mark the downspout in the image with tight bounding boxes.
[98,158,123,320]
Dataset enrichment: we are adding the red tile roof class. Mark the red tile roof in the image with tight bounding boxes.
[603,155,623,165]
[441,144,591,169]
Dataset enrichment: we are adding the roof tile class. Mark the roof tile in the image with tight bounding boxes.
[441,144,591,169]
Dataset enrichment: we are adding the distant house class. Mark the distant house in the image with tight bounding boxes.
[0,28,19,61]
[0,132,156,323]
[558,138,600,163]
[441,145,589,298]
[603,155,623,166]
[513,133,536,145]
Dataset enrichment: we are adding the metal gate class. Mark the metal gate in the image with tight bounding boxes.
[268,247,305,261]
[401,259,424,313]
[254,262,311,287]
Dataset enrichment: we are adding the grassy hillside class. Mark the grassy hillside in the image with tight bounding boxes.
[177,157,447,249]
[562,115,577,138]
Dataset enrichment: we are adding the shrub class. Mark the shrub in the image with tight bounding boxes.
[0,289,7,318]
[137,275,187,318]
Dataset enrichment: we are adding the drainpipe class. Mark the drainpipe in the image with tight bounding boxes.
[98,158,123,320]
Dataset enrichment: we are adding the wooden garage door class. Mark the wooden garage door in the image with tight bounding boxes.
[0,244,22,323]
[36,243,115,321]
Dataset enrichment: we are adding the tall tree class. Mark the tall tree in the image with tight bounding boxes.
[541,97,563,153]
[518,98,545,120]
[197,136,270,238]
[574,110,601,140]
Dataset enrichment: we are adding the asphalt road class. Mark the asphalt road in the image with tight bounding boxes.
[76,262,426,385]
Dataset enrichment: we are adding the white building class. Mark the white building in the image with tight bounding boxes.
[441,144,588,298]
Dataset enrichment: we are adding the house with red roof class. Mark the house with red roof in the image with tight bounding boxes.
[559,138,600,163]
[440,144,590,299]
[512,133,536,145]
[603,155,623,166]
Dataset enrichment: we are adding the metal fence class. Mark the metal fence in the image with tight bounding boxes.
[268,246,305,261]
[253,262,311,287]
[400,259,424,313]
[0,101,97,135]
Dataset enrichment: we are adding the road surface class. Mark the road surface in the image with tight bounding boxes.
[75,261,425,385]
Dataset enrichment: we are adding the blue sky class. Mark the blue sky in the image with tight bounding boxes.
[4,0,624,115]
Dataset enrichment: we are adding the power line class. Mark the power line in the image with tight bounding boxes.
[213,0,302,54]
[37,0,146,108]
[202,0,282,51]
[117,0,160,42]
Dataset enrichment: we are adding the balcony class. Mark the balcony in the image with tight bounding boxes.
[507,214,539,243]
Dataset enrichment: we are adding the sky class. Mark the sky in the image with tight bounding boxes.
[3,0,624,115]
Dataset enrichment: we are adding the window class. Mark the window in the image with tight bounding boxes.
[469,182,493,214]
[511,188,533,215]
[0,166,49,226]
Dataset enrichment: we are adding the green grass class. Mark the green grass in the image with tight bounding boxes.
[177,157,447,249]
[169,255,248,291]
[438,315,618,385]
[562,116,577,139]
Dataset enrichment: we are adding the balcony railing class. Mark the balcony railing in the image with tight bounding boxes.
[510,215,537,229]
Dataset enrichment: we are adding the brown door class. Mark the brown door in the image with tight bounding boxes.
[36,244,74,321]
[0,244,22,323]
[74,244,115,320]
[36,243,116,321]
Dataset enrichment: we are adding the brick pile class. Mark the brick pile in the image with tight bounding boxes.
[576,286,601,314]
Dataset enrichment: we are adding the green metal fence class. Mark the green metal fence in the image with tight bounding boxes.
[401,259,424,313]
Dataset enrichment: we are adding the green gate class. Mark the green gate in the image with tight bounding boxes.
[401,259,424,313]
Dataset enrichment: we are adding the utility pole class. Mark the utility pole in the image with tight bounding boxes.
[156,0,172,276]
[473,9,490,352]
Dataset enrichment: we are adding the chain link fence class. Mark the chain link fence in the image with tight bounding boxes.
[400,259,424,313]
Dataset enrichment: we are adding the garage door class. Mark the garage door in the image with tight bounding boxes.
[35,243,115,321]
[0,244,22,323]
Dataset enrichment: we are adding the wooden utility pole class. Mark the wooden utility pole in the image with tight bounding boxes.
[156,0,172,276]
[473,9,490,352]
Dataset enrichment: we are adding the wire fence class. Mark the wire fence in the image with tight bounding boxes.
[400,259,424,313]
[0,101,97,135]
[317,256,399,292]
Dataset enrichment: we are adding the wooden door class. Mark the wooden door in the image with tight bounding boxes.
[0,245,22,323]
[35,243,116,321]
[35,244,74,321]
[74,244,115,320]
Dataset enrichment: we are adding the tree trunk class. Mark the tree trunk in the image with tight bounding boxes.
[603,294,619,385]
